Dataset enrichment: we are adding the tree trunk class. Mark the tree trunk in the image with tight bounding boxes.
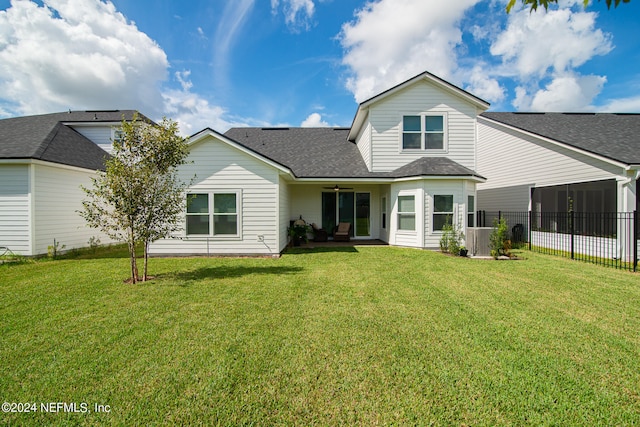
[143,240,149,282]
[129,225,138,284]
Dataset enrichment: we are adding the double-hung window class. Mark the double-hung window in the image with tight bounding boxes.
[186,192,241,237]
[397,195,416,231]
[433,195,454,232]
[402,114,446,151]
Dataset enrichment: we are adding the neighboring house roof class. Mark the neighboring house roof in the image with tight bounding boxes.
[480,112,640,166]
[224,127,484,180]
[348,71,491,142]
[0,110,146,170]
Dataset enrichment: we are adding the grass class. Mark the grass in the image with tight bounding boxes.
[1,246,639,426]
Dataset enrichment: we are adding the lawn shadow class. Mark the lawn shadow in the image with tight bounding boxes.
[164,265,304,283]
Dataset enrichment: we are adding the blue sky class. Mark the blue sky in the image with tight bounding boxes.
[1,0,639,134]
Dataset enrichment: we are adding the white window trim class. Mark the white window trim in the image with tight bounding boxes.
[185,190,243,240]
[111,127,124,144]
[432,194,454,234]
[467,195,476,228]
[381,196,387,230]
[400,112,448,153]
[397,193,417,233]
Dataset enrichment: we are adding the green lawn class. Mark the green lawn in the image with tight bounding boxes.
[1,247,639,426]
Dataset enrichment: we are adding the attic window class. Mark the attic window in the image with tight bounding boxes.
[401,114,446,151]
[112,128,124,144]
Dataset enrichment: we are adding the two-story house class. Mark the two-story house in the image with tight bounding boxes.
[0,110,145,256]
[149,71,489,256]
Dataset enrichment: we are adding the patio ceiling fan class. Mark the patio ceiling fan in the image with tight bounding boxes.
[324,185,354,191]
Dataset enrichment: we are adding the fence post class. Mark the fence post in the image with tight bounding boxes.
[570,210,575,260]
[528,211,532,251]
[634,210,638,273]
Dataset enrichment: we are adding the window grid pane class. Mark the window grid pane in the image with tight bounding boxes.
[434,195,453,213]
[425,133,443,150]
[187,194,209,213]
[425,116,443,132]
[433,214,450,231]
[403,115,421,131]
[398,214,415,231]
[187,215,210,235]
[214,194,237,213]
[213,215,238,235]
[402,133,421,149]
[398,195,415,213]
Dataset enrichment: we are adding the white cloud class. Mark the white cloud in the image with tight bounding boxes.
[465,65,505,103]
[599,96,640,113]
[339,0,481,103]
[0,0,243,134]
[300,112,329,127]
[514,73,606,111]
[0,0,168,115]
[491,7,612,79]
[271,0,315,31]
[490,4,613,111]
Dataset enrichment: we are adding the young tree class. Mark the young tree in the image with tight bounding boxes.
[80,114,190,283]
[507,0,630,13]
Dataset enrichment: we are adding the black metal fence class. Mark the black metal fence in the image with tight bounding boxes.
[475,211,638,272]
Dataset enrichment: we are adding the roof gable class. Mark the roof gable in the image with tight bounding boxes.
[480,112,640,166]
[189,128,293,175]
[348,71,490,141]
[0,110,144,170]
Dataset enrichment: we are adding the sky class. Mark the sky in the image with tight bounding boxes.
[0,0,639,135]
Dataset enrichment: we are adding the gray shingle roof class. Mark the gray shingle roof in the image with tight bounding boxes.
[224,127,483,180]
[224,127,373,178]
[480,112,640,165]
[390,157,485,179]
[0,110,145,170]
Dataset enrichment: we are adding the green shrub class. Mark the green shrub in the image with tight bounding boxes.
[439,217,464,255]
[489,217,510,259]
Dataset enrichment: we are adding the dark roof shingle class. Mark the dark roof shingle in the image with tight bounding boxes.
[224,127,483,180]
[480,112,640,165]
[0,110,144,170]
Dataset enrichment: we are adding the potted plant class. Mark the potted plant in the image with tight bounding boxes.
[459,246,468,257]
[289,217,311,246]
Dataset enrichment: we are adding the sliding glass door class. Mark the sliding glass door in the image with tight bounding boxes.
[322,192,370,238]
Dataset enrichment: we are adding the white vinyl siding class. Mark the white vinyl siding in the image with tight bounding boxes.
[390,183,422,248]
[149,135,280,256]
[32,163,113,255]
[476,118,625,212]
[70,124,118,154]
[368,80,478,172]
[0,164,31,255]
[356,121,372,171]
[390,180,468,249]
[425,181,465,249]
[278,176,291,252]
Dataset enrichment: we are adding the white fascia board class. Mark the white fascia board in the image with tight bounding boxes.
[291,176,485,184]
[63,121,122,126]
[187,128,294,177]
[392,175,486,183]
[293,177,392,185]
[0,158,100,174]
[479,115,630,170]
